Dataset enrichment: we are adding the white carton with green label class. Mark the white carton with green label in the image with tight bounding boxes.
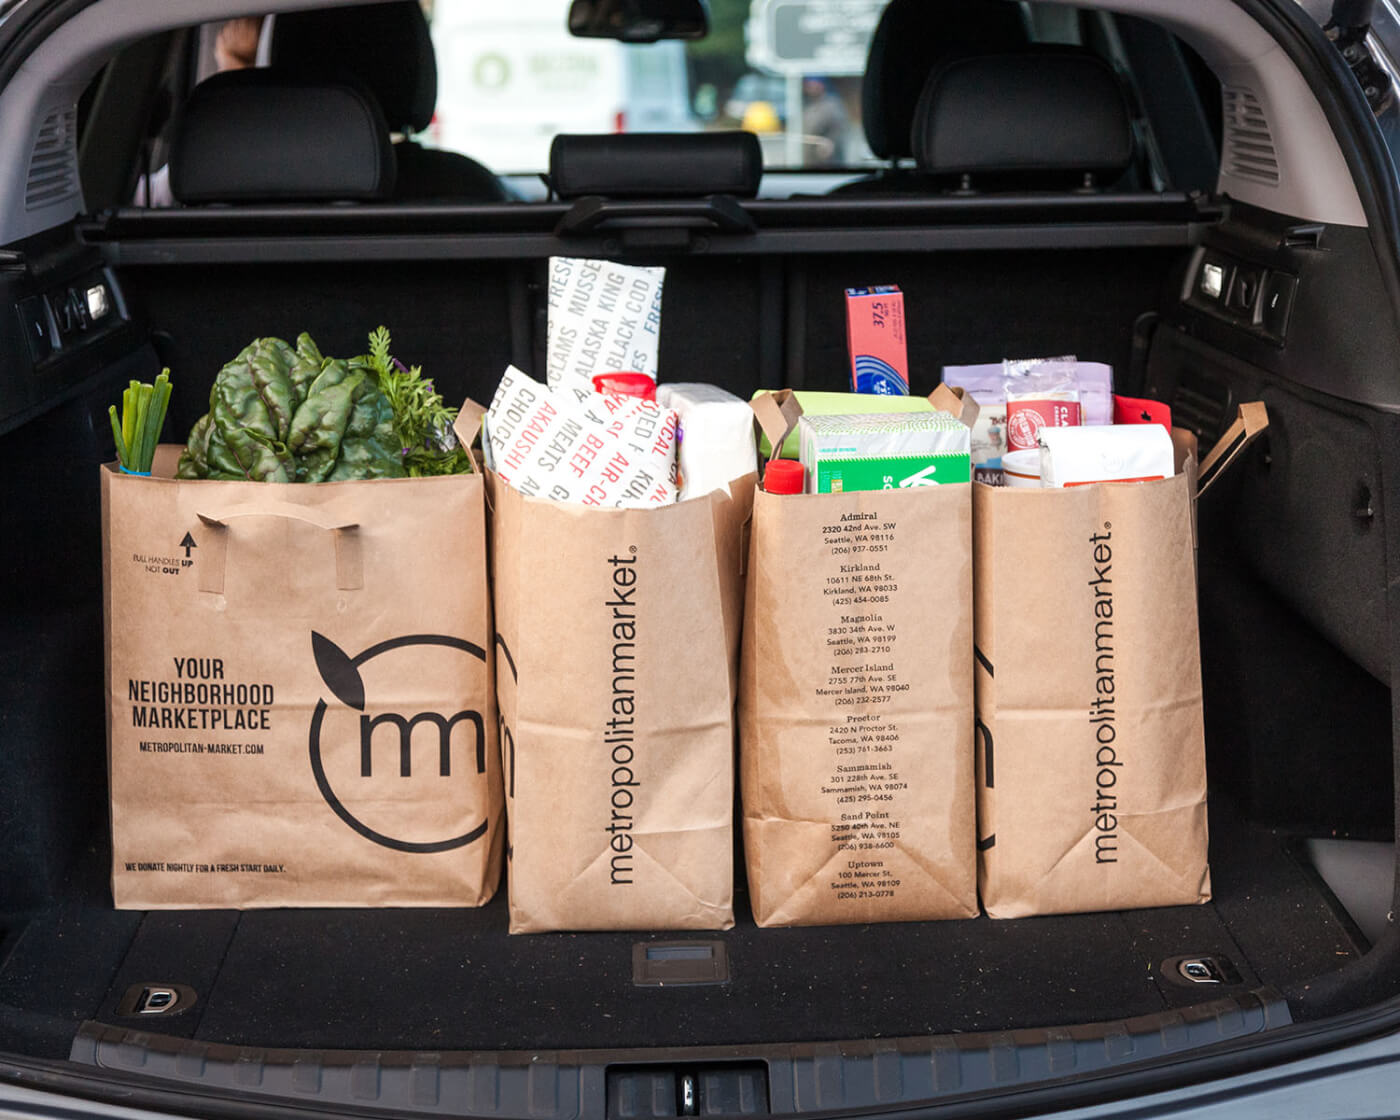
[797,412,972,493]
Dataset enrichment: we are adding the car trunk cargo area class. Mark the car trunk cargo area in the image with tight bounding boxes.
[0,791,1362,1061]
[1,208,1397,1086]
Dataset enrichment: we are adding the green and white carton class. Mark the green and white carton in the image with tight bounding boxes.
[798,411,972,493]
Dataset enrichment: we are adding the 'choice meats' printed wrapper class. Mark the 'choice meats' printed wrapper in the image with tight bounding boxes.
[486,365,679,508]
[546,257,665,394]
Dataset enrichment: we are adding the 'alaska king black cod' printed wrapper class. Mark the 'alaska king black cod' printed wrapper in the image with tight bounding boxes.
[546,257,665,394]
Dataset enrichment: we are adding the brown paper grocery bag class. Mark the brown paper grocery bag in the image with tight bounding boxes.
[490,472,753,933]
[974,405,1267,917]
[102,456,503,909]
[738,385,978,927]
[740,485,978,926]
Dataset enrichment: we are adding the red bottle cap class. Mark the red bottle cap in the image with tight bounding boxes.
[592,372,656,401]
[763,459,805,494]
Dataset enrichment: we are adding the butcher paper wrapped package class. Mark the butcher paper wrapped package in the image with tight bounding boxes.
[102,446,503,909]
[485,364,678,507]
[489,461,754,933]
[974,403,1268,917]
[546,256,665,396]
[739,387,978,927]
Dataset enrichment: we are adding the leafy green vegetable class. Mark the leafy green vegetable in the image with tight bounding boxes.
[363,326,474,477]
[109,370,173,474]
[177,335,405,482]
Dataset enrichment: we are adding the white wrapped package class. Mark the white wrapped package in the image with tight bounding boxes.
[486,365,679,508]
[1038,424,1175,488]
[655,383,758,501]
[546,257,665,395]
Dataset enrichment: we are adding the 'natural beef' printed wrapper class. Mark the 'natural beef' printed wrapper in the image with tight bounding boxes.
[485,365,679,508]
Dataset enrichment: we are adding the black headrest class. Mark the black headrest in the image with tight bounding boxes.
[271,1,436,133]
[861,0,1027,161]
[170,70,396,204]
[549,133,763,199]
[913,51,1134,185]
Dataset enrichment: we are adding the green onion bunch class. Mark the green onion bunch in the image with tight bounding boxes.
[108,370,173,474]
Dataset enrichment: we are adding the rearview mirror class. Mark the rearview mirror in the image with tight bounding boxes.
[568,0,708,42]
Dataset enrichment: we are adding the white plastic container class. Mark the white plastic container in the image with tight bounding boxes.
[1001,449,1042,488]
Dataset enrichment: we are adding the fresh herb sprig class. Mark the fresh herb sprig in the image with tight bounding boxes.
[109,370,172,474]
[363,326,473,477]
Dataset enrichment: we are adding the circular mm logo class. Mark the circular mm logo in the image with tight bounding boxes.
[308,631,489,853]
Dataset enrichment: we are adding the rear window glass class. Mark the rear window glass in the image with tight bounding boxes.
[424,0,889,175]
[109,2,1214,205]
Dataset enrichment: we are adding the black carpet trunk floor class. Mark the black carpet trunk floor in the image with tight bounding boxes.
[0,798,1363,1057]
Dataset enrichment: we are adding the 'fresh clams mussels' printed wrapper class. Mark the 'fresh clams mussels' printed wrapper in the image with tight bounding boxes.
[546,257,665,394]
[485,365,679,508]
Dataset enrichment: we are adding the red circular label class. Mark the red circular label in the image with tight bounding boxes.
[1007,407,1044,451]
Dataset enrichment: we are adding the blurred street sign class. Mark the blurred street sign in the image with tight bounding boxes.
[747,0,885,77]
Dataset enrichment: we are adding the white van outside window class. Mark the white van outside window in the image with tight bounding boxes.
[427,0,696,178]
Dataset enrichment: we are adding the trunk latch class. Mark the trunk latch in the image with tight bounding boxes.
[606,1064,768,1118]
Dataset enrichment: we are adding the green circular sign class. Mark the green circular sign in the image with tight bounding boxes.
[473,52,510,90]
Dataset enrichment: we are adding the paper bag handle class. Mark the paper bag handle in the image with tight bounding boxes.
[929,383,980,430]
[750,390,804,463]
[1196,402,1269,498]
[195,507,363,593]
[453,399,487,451]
